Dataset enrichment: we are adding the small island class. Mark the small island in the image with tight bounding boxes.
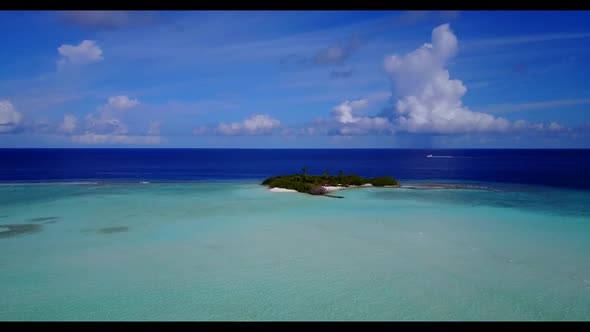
[261,167,399,198]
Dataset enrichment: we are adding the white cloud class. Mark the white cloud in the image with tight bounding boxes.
[67,114,160,144]
[57,40,103,66]
[59,114,78,133]
[548,122,565,131]
[215,114,281,135]
[0,100,23,133]
[62,96,158,144]
[95,96,140,120]
[70,134,160,144]
[84,114,128,135]
[328,93,393,135]
[106,95,140,110]
[337,117,392,135]
[331,102,358,124]
[512,119,567,132]
[512,119,541,131]
[383,23,511,134]
[331,92,391,123]
[299,92,393,136]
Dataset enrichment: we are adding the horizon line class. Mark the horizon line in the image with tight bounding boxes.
[1,147,589,150]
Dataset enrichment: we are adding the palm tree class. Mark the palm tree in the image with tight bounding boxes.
[301,166,308,175]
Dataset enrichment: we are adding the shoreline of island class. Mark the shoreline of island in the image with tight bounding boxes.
[269,183,400,193]
[261,170,399,198]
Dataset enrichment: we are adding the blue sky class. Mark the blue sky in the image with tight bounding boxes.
[1,10,590,148]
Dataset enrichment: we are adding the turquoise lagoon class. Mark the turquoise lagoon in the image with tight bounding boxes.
[1,181,589,320]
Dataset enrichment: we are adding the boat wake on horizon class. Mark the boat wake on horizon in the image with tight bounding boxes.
[426,154,483,159]
[427,154,454,158]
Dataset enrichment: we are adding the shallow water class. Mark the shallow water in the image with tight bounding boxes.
[0,182,589,321]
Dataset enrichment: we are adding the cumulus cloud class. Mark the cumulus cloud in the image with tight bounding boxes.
[335,117,392,135]
[59,11,159,30]
[282,11,462,69]
[67,118,160,144]
[62,96,158,144]
[548,122,565,131]
[70,134,160,144]
[311,24,566,138]
[301,92,393,136]
[59,114,78,133]
[57,40,103,66]
[96,96,140,117]
[86,96,139,134]
[512,120,567,132]
[383,23,511,134]
[332,92,391,121]
[193,114,282,136]
[0,100,23,133]
[68,115,160,145]
[84,114,128,135]
[216,114,281,135]
[106,96,140,110]
[328,95,393,135]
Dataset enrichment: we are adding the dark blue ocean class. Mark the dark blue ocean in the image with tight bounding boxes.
[1,148,589,189]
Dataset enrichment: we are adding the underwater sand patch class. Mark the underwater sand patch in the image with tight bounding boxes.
[204,244,224,252]
[0,224,42,239]
[27,216,59,223]
[98,226,130,234]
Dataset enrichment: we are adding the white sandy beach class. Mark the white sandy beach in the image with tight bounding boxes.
[325,184,373,191]
[269,187,298,193]
[270,186,347,193]
[270,184,377,193]
[323,186,346,191]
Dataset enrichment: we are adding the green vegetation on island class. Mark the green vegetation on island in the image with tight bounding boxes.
[261,167,399,196]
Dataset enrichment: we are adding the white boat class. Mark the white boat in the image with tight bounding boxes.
[426,154,433,158]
